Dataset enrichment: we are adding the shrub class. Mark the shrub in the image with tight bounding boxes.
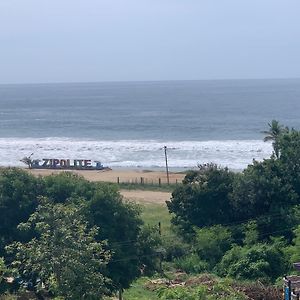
[217,239,289,283]
[194,225,233,268]
[157,286,208,300]
[173,254,208,274]
[162,235,189,261]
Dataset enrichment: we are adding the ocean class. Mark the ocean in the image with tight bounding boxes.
[1,79,300,170]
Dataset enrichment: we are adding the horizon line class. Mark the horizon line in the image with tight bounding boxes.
[1,76,300,86]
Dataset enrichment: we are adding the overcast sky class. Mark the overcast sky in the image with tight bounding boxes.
[0,0,299,84]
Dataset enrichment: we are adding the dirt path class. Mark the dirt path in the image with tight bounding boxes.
[120,190,171,205]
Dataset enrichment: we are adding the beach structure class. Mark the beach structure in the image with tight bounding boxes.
[283,263,300,299]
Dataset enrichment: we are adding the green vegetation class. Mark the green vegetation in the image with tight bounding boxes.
[7,199,111,299]
[140,203,172,232]
[164,120,300,286]
[124,273,281,300]
[123,277,159,300]
[0,171,161,299]
[2,120,300,299]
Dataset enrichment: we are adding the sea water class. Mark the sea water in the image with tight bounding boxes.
[1,79,299,170]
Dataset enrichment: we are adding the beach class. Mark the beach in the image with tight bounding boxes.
[28,168,184,184]
[28,168,183,204]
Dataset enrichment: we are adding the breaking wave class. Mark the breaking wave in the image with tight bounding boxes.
[0,138,273,171]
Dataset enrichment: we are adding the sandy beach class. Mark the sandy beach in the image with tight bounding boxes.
[28,168,185,185]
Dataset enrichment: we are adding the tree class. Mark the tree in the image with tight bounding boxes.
[85,184,160,291]
[42,172,96,203]
[0,171,160,293]
[7,198,111,300]
[230,158,299,240]
[0,168,42,257]
[262,120,286,157]
[167,164,236,234]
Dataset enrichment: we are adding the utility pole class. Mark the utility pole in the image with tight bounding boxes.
[164,146,170,185]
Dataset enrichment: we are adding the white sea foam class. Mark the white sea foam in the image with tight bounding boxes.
[0,138,273,170]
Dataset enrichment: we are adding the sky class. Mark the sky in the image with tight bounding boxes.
[0,0,299,84]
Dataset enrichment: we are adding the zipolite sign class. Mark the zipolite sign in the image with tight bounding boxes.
[20,156,110,170]
[41,158,95,168]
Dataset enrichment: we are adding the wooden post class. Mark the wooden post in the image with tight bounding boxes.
[117,177,120,184]
[176,179,178,185]
[140,177,144,185]
[118,288,123,300]
[158,178,161,186]
[158,221,162,272]
[158,221,161,236]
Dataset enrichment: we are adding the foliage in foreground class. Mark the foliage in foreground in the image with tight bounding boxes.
[217,238,289,282]
[165,121,300,283]
[125,273,282,300]
[167,122,300,241]
[7,199,111,299]
[0,170,162,298]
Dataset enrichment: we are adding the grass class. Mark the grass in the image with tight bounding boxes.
[140,202,173,235]
[123,199,177,300]
[123,277,159,300]
[117,182,179,192]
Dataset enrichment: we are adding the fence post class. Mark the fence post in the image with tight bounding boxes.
[158,221,162,272]
[117,177,120,184]
[158,178,161,186]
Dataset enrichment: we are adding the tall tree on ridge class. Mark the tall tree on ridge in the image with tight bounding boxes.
[262,120,286,158]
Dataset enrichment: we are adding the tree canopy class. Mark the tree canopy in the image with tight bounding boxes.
[167,121,300,241]
[7,198,111,300]
[0,170,160,296]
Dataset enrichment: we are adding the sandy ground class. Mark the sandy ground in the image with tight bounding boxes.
[28,169,181,205]
[28,169,184,184]
[120,190,171,205]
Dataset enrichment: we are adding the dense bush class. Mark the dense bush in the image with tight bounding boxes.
[167,164,236,234]
[7,199,111,299]
[0,169,42,257]
[0,170,161,296]
[217,238,289,283]
[194,225,233,268]
[286,224,300,263]
[162,235,190,261]
[173,254,208,274]
[168,122,300,242]
[156,281,247,300]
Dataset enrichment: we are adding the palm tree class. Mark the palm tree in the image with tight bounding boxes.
[262,120,286,158]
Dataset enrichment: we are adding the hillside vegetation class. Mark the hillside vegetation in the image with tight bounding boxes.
[1,121,300,299]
